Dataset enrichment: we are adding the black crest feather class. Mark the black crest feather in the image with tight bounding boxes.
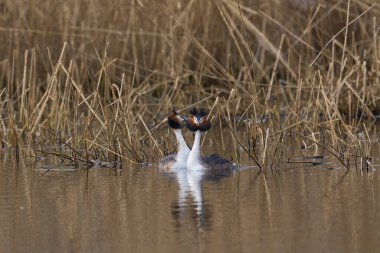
[189,108,198,116]
[189,108,208,117]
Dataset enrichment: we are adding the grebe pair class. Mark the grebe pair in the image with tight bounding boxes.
[159,108,236,171]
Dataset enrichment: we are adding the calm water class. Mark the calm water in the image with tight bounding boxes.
[1,143,380,253]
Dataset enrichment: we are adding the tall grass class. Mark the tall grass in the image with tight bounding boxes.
[0,0,379,165]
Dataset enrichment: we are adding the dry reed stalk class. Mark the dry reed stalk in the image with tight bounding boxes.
[0,0,378,166]
[138,115,163,156]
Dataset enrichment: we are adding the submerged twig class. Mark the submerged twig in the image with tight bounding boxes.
[227,124,262,170]
[293,131,350,170]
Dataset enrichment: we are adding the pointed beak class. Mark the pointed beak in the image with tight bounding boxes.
[179,115,188,121]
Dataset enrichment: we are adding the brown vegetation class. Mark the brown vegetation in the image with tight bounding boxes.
[0,0,379,167]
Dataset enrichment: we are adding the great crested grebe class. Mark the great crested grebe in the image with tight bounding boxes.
[159,110,190,170]
[186,108,236,171]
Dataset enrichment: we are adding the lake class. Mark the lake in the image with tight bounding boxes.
[0,139,379,253]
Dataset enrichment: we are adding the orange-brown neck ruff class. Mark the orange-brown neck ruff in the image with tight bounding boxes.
[198,119,211,132]
[186,117,211,132]
[168,114,182,129]
[186,117,199,132]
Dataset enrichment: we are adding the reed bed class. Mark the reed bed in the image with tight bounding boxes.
[0,0,379,169]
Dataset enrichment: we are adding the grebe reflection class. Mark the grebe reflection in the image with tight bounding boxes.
[170,166,233,229]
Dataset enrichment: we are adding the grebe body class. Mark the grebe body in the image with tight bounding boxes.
[186,108,236,171]
[159,111,190,170]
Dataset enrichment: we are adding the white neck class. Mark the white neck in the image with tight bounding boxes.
[187,130,203,170]
[173,129,190,167]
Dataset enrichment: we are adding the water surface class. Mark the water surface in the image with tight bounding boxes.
[0,143,380,253]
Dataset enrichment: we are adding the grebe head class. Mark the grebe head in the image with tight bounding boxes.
[168,110,187,129]
[186,108,211,132]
